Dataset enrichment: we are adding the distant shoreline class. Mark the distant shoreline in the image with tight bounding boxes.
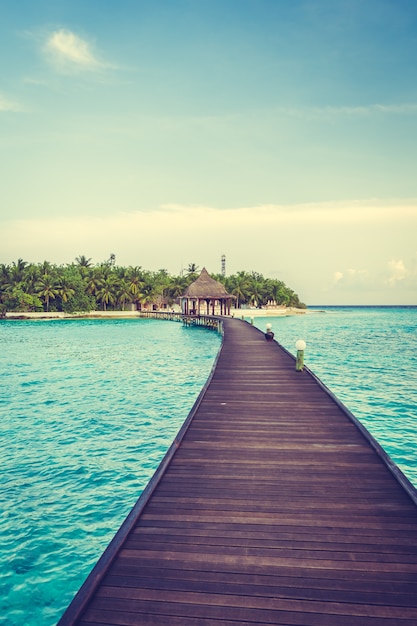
[4,307,312,320]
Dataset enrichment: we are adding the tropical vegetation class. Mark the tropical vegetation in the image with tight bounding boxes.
[0,256,306,315]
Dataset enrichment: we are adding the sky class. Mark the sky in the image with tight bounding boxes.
[1,0,416,305]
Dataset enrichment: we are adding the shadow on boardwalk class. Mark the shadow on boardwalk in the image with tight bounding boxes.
[59,317,417,626]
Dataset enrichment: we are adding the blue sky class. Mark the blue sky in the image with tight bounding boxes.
[1,0,416,304]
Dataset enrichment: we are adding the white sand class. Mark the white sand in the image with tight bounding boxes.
[5,307,310,320]
[230,307,307,318]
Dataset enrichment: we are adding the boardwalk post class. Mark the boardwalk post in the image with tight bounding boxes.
[295,339,306,371]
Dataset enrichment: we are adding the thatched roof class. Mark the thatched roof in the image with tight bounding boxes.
[182,268,235,299]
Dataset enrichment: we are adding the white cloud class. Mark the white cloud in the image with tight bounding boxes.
[161,199,417,226]
[0,93,22,112]
[386,259,407,286]
[23,77,48,86]
[44,29,109,73]
[275,103,417,119]
[331,268,370,291]
[317,103,417,116]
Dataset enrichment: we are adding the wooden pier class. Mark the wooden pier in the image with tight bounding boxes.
[58,317,417,625]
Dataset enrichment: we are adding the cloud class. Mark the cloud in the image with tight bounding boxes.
[275,103,417,119]
[317,104,417,116]
[332,268,370,291]
[0,93,22,112]
[44,29,110,73]
[23,77,48,86]
[161,199,417,226]
[386,259,407,286]
[332,258,417,296]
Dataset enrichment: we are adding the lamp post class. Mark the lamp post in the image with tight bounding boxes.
[265,323,274,341]
[295,339,306,371]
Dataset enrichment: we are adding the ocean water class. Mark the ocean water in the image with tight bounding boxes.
[252,306,417,486]
[0,318,221,626]
[1,308,416,625]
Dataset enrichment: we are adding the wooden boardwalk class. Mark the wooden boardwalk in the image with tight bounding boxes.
[59,317,417,625]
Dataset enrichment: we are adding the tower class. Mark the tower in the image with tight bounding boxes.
[221,254,226,277]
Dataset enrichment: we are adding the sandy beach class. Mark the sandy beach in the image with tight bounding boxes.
[230,307,308,317]
[4,307,310,320]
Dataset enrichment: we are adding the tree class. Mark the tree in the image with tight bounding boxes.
[86,267,104,301]
[61,268,95,313]
[117,280,132,310]
[59,277,75,305]
[11,287,42,311]
[247,277,265,308]
[167,275,188,301]
[75,255,93,267]
[36,273,60,312]
[138,273,160,308]
[96,275,117,311]
[186,262,199,276]
[0,257,306,313]
[10,258,28,283]
[227,271,250,308]
[126,266,144,309]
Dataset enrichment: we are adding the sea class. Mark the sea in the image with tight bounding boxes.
[0,306,416,625]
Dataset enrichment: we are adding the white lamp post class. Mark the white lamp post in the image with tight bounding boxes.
[265,323,274,341]
[295,339,306,371]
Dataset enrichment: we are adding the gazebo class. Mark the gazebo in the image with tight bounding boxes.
[180,268,236,316]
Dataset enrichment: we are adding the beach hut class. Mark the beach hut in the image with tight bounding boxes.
[180,268,236,316]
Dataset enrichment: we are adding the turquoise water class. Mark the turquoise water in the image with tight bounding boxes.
[0,319,221,626]
[1,308,417,625]
[252,306,417,486]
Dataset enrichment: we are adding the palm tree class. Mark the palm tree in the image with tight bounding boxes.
[0,265,11,311]
[186,262,199,276]
[10,258,27,284]
[167,275,188,300]
[86,267,104,301]
[75,255,93,267]
[22,264,41,296]
[59,277,75,305]
[126,266,144,308]
[138,274,159,309]
[96,276,117,310]
[0,264,12,302]
[228,271,250,308]
[247,279,265,308]
[37,273,60,312]
[117,280,132,310]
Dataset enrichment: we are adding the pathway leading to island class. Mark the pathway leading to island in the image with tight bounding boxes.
[59,317,417,625]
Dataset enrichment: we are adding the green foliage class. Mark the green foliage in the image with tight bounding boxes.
[0,257,306,312]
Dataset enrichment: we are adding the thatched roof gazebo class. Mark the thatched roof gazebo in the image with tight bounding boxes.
[180,268,236,316]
